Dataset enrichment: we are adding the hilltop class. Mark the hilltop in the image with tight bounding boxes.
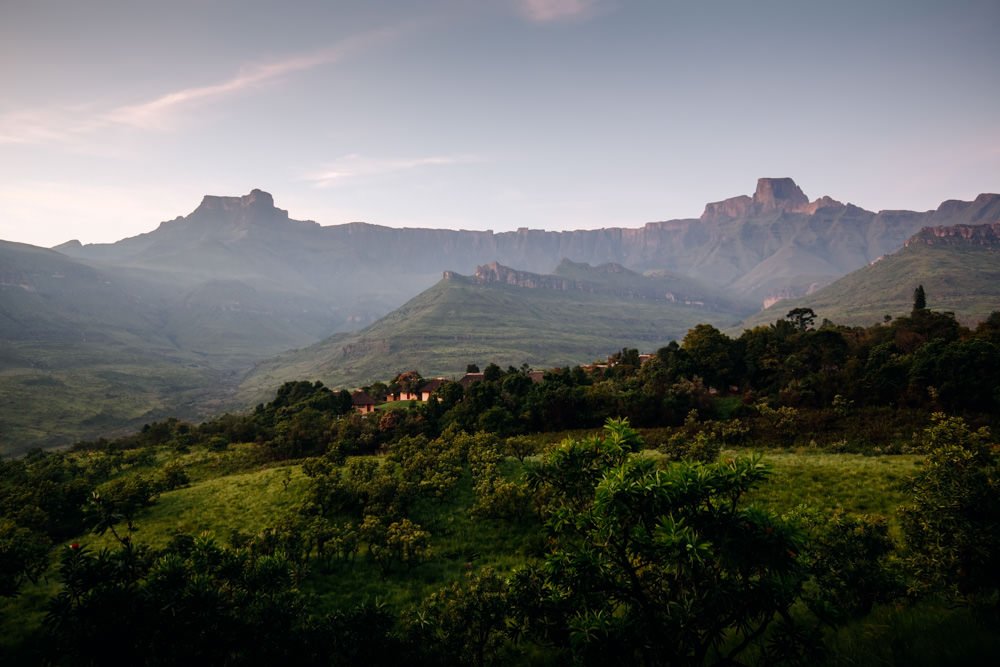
[238,260,751,401]
[737,220,1000,330]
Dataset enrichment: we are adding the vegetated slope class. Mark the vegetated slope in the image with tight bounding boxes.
[239,261,751,399]
[0,239,344,455]
[738,222,1000,329]
[0,241,231,455]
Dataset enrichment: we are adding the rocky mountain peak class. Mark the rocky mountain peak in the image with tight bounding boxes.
[190,189,288,226]
[701,178,814,221]
[753,177,809,212]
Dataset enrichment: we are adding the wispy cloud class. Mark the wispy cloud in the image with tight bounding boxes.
[0,25,404,144]
[305,154,482,188]
[515,0,600,23]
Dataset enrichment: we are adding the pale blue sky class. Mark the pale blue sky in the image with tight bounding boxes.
[2,0,998,247]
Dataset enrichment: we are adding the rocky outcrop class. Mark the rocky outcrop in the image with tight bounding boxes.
[449,261,734,310]
[470,261,592,291]
[905,222,1000,249]
[752,177,810,213]
[701,195,753,222]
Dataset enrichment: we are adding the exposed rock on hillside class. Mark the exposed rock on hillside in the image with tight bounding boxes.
[906,220,1000,249]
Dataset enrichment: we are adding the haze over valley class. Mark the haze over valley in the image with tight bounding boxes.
[2,179,999,452]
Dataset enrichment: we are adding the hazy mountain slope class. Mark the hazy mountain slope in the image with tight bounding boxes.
[0,238,350,454]
[0,241,234,454]
[737,223,1000,329]
[239,262,750,400]
[58,182,1000,317]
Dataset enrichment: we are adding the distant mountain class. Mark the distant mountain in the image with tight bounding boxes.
[59,181,1000,314]
[737,222,1000,330]
[238,261,752,401]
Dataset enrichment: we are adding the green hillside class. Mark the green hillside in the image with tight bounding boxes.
[738,232,1000,330]
[239,265,749,399]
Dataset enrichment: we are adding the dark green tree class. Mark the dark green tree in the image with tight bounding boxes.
[900,414,1000,609]
[786,307,817,332]
[408,569,513,667]
[518,419,808,665]
[0,519,51,597]
[913,284,927,312]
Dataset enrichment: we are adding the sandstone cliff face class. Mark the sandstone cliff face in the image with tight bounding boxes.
[906,221,1000,249]
[752,177,810,213]
[444,260,748,313]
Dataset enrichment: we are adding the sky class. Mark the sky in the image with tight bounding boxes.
[2,0,999,247]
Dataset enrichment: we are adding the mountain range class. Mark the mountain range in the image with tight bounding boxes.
[58,179,1000,311]
[2,179,998,453]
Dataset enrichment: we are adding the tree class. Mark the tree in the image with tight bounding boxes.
[0,519,50,597]
[483,363,503,383]
[518,419,808,665]
[86,476,158,545]
[682,324,737,390]
[43,534,339,665]
[900,414,1000,608]
[409,569,513,667]
[786,307,817,332]
[466,363,481,374]
[913,284,927,312]
[794,509,901,626]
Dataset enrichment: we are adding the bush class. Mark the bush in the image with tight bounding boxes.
[900,414,1000,610]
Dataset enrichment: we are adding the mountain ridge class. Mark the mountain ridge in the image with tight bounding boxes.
[56,179,1000,310]
[737,220,1000,330]
[237,259,749,402]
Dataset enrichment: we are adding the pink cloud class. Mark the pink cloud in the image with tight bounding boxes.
[516,0,599,23]
[0,25,406,143]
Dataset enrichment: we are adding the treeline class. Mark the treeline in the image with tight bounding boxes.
[66,305,1000,463]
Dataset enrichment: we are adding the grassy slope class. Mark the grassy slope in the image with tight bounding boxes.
[0,443,921,639]
[0,344,225,455]
[4,442,998,664]
[738,241,1000,330]
[240,276,746,401]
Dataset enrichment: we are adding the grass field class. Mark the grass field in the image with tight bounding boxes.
[734,449,920,528]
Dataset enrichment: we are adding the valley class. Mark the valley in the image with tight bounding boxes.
[3,181,998,453]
